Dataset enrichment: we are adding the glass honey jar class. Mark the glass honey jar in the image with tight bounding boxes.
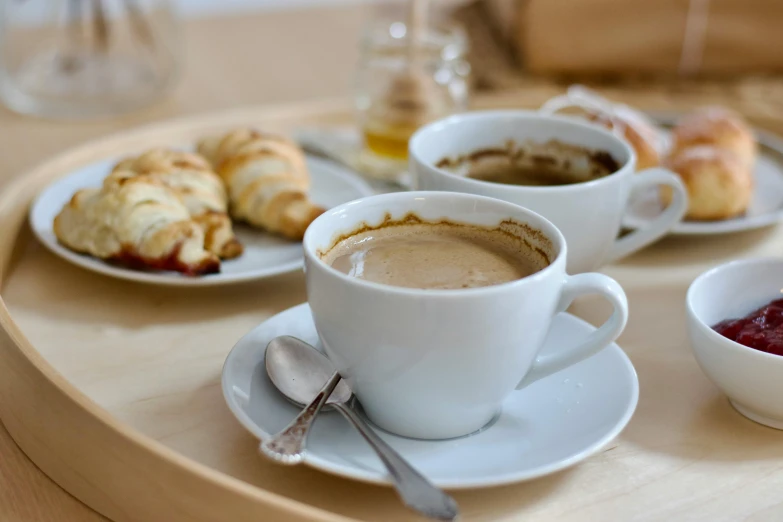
[355,19,470,184]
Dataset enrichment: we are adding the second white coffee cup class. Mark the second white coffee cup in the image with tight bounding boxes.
[410,110,688,273]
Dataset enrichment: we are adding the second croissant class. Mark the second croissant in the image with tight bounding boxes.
[197,129,325,240]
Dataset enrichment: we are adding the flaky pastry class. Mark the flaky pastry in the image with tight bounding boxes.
[197,129,324,240]
[54,171,220,275]
[540,85,665,171]
[586,111,661,171]
[114,149,242,259]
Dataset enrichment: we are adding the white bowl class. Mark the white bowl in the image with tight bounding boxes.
[686,258,783,429]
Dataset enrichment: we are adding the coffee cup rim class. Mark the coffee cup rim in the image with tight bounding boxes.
[303,191,567,297]
[409,110,636,192]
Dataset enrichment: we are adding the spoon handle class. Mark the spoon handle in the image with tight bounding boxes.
[259,372,342,464]
[332,403,459,521]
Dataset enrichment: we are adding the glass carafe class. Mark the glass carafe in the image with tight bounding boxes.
[0,0,181,119]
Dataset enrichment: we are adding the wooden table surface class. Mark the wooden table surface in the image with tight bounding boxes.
[0,4,377,520]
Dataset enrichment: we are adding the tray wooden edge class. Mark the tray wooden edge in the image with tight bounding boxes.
[0,99,360,522]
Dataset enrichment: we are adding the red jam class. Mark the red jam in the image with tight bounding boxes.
[713,298,783,356]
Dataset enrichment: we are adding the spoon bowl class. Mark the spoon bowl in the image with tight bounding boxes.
[265,336,352,407]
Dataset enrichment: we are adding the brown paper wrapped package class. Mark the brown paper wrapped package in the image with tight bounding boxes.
[485,0,783,76]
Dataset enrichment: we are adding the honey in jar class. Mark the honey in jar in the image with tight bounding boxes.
[362,121,420,160]
[355,20,470,174]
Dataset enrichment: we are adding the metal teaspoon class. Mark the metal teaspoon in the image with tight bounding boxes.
[260,335,459,521]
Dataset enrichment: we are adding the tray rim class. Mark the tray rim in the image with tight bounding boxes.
[0,97,362,522]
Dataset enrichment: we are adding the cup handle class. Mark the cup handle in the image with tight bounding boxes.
[516,272,628,389]
[606,167,688,264]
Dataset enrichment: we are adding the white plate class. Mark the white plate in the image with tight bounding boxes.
[623,121,783,235]
[222,303,639,489]
[30,156,374,286]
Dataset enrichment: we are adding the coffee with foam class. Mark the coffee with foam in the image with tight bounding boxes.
[435,139,620,187]
[320,214,551,290]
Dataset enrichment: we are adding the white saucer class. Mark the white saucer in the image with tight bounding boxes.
[30,156,374,286]
[623,129,783,235]
[222,303,639,489]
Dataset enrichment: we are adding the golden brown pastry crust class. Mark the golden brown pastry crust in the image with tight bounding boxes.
[538,86,664,172]
[587,112,661,171]
[54,171,220,275]
[671,107,757,168]
[113,149,242,259]
[660,146,752,221]
[197,129,324,240]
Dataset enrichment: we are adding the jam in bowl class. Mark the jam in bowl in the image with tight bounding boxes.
[687,258,783,429]
[713,298,783,356]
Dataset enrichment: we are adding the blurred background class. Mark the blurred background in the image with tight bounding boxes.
[2,0,781,184]
[2,0,781,118]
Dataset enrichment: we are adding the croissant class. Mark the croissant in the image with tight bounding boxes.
[539,86,665,171]
[197,129,324,240]
[113,149,243,259]
[54,171,220,276]
[587,111,661,171]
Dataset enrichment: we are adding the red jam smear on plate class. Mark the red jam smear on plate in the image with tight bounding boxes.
[713,297,783,356]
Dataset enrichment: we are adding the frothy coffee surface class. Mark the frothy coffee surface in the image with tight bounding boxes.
[436,139,620,187]
[321,221,548,290]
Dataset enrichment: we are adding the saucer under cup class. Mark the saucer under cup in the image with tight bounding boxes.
[222,303,639,488]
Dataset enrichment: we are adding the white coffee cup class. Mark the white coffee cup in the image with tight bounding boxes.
[303,191,629,440]
[410,111,688,274]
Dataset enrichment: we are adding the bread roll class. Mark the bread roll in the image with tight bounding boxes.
[661,146,752,221]
[671,107,757,167]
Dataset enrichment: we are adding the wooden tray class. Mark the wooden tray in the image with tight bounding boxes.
[3,98,783,522]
